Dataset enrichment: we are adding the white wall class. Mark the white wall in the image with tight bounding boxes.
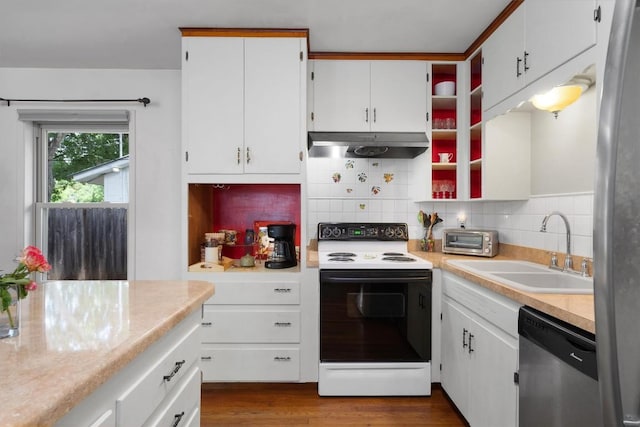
[530,85,597,195]
[0,68,182,279]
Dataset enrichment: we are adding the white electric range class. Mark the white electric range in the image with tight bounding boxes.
[317,222,433,396]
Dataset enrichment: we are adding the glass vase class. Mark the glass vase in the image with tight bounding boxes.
[0,285,20,338]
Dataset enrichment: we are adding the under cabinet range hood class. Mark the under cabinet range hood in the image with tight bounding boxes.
[307,132,429,159]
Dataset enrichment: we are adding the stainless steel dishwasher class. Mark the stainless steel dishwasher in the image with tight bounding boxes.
[518,306,601,427]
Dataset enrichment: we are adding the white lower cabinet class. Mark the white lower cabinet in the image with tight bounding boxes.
[201,279,302,382]
[441,271,521,427]
[201,347,300,381]
[56,310,202,427]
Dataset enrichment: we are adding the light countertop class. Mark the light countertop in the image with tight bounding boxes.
[0,280,214,427]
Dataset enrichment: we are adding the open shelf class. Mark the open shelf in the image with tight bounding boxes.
[431,62,458,200]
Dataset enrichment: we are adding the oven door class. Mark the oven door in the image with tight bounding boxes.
[320,269,432,363]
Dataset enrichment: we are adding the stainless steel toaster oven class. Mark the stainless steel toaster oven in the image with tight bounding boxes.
[442,229,499,257]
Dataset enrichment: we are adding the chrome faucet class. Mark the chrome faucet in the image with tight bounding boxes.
[540,211,574,271]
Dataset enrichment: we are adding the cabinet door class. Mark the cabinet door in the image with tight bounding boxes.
[482,5,525,111]
[524,0,597,84]
[183,37,244,174]
[468,316,518,427]
[245,38,303,174]
[311,60,371,131]
[370,61,427,132]
[441,299,470,419]
[482,111,531,200]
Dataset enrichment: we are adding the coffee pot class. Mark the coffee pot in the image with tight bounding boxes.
[265,223,297,269]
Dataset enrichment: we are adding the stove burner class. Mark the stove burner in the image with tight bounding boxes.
[382,256,417,262]
[328,257,355,262]
[382,252,405,256]
[327,252,357,258]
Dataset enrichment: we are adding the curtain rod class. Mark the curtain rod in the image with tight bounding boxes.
[0,97,151,107]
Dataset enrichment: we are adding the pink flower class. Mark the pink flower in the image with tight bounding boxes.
[21,246,51,273]
[25,281,38,291]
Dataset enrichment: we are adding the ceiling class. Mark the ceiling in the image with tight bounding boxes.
[0,0,513,70]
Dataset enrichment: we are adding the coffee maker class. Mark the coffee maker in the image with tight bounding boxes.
[265,223,297,269]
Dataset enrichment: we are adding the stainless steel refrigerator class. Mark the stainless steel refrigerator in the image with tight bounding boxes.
[595,0,640,425]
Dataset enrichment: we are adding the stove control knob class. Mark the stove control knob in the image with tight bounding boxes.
[320,226,338,239]
[396,228,407,239]
[384,227,395,238]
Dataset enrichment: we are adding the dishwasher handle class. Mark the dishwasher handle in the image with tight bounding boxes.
[518,306,597,381]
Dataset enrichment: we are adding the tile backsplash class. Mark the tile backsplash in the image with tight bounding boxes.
[307,158,593,258]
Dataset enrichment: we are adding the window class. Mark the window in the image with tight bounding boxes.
[24,112,131,280]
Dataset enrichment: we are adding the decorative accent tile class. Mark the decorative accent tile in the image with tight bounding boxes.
[358,172,367,182]
[384,173,394,183]
[332,172,341,183]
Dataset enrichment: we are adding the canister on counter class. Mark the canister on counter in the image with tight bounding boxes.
[203,237,219,266]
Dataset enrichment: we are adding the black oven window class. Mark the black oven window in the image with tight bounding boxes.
[320,278,431,363]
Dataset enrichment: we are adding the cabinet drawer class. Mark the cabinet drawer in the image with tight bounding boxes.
[116,323,200,426]
[201,347,300,381]
[201,309,300,343]
[443,272,520,338]
[204,281,300,305]
[142,365,201,427]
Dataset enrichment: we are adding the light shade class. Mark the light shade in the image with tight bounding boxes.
[530,85,584,115]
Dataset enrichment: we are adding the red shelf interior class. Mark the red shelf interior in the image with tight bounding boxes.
[470,138,482,161]
[470,169,482,199]
[432,64,457,93]
[212,184,300,257]
[470,110,482,127]
[432,140,457,163]
[470,51,482,92]
[432,169,457,199]
[188,183,300,263]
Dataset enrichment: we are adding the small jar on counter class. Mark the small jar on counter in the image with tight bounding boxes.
[203,238,219,266]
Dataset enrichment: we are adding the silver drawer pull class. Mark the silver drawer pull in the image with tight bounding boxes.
[201,322,212,327]
[201,356,213,361]
[274,356,291,362]
[163,360,186,382]
[274,288,292,293]
[274,322,292,327]
[172,411,185,427]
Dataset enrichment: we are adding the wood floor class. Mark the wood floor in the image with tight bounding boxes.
[201,383,468,426]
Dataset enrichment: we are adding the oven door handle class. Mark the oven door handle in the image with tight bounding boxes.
[322,276,431,284]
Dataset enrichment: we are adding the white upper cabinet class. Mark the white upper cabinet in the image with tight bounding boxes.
[310,60,427,132]
[483,0,598,111]
[524,0,597,84]
[311,60,370,131]
[244,38,304,174]
[369,61,428,131]
[182,36,305,175]
[182,37,244,175]
[482,6,525,111]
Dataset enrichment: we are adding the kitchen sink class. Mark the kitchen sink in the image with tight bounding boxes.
[488,272,593,294]
[446,259,593,294]
[446,259,550,273]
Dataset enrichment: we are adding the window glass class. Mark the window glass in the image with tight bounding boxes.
[38,130,129,280]
[47,132,129,203]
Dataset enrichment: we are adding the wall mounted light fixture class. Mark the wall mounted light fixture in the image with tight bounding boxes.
[530,75,594,118]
